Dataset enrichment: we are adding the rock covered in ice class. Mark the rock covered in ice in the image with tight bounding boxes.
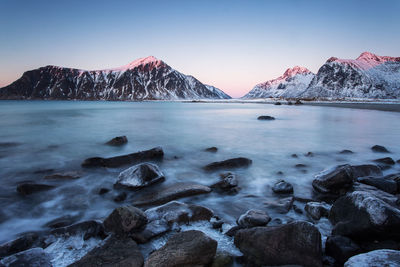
[115,162,165,189]
[344,249,400,267]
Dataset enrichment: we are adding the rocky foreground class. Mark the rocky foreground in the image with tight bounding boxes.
[1,136,400,266]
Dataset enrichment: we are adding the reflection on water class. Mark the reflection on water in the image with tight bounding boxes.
[0,100,399,243]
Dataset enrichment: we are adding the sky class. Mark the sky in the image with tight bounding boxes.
[0,0,399,98]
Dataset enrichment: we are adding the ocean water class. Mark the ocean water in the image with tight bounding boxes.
[0,100,399,245]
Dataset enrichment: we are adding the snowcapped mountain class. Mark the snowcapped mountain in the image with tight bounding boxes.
[242,66,315,99]
[300,52,400,99]
[204,84,231,99]
[0,56,231,100]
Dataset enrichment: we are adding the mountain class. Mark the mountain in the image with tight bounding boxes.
[242,66,315,99]
[204,84,231,99]
[300,52,400,99]
[0,56,231,100]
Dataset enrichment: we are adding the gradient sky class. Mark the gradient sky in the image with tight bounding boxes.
[0,0,399,98]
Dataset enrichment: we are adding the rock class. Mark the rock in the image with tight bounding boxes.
[274,102,281,105]
[211,172,239,192]
[205,147,218,152]
[69,235,143,267]
[352,182,399,206]
[105,135,128,146]
[305,151,314,157]
[16,183,55,196]
[291,153,298,158]
[211,252,233,267]
[295,163,307,168]
[144,230,217,267]
[44,214,81,229]
[264,196,294,213]
[351,164,382,178]
[371,145,390,153]
[344,249,400,267]
[237,209,271,228]
[115,163,165,189]
[103,206,147,236]
[257,115,275,120]
[0,233,40,259]
[293,204,303,214]
[113,192,127,202]
[272,180,293,194]
[51,220,105,240]
[203,157,252,171]
[287,101,293,105]
[357,176,397,194]
[305,202,331,220]
[339,149,354,154]
[295,99,303,105]
[225,226,241,237]
[0,248,51,267]
[276,171,283,175]
[98,188,109,195]
[373,157,395,165]
[133,182,211,206]
[234,221,322,267]
[329,191,400,241]
[325,235,361,265]
[44,171,81,180]
[81,147,164,168]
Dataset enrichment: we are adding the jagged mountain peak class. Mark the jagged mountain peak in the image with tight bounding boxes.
[115,56,166,71]
[282,66,313,78]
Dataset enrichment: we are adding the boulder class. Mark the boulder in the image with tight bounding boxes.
[305,151,314,157]
[113,192,127,202]
[115,163,165,189]
[373,157,395,165]
[272,180,293,194]
[16,183,55,196]
[0,233,40,259]
[98,188,110,195]
[257,115,275,120]
[274,102,281,105]
[211,172,239,193]
[103,206,147,236]
[205,147,218,152]
[371,145,390,153]
[295,99,303,105]
[50,220,105,241]
[44,171,81,180]
[105,136,128,146]
[304,201,331,220]
[329,191,400,241]
[357,176,397,194]
[339,149,354,154]
[44,214,81,229]
[81,147,164,168]
[344,249,400,267]
[132,182,211,206]
[264,196,294,213]
[325,235,361,265]
[203,157,252,171]
[69,235,143,267]
[237,209,271,228]
[144,230,217,267]
[351,164,382,178]
[0,248,51,267]
[234,221,322,267]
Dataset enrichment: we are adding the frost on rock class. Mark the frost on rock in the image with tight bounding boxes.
[344,249,400,267]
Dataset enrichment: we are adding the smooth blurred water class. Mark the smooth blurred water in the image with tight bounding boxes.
[0,100,399,243]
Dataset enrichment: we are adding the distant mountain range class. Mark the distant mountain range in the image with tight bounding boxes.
[243,52,400,99]
[0,56,231,100]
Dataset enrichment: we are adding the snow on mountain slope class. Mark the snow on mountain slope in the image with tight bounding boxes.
[300,52,400,99]
[242,66,315,99]
[204,84,231,99]
[0,56,231,100]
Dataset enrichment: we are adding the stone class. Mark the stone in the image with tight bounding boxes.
[272,180,293,194]
[0,233,40,259]
[98,188,110,195]
[44,171,81,180]
[257,115,275,120]
[325,235,361,264]
[234,221,322,267]
[339,149,354,154]
[373,157,395,165]
[344,249,400,267]
[105,135,128,146]
[357,176,397,194]
[371,145,390,153]
[305,151,314,157]
[295,99,303,105]
[295,163,307,168]
[274,102,281,105]
[144,230,217,267]
[50,220,105,241]
[305,201,331,220]
[0,248,51,267]
[237,209,271,228]
[81,147,164,168]
[16,183,55,196]
[114,192,127,202]
[211,172,239,192]
[264,196,294,214]
[205,147,218,152]
[44,214,81,229]
[115,163,165,189]
[103,206,147,236]
[203,157,252,171]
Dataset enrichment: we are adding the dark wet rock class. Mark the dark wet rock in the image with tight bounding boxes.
[144,230,217,267]
[293,204,303,214]
[81,146,164,168]
[98,188,110,195]
[211,252,233,267]
[264,196,294,213]
[44,214,81,229]
[16,183,55,196]
[51,220,105,240]
[237,209,271,228]
[0,248,51,267]
[276,171,283,175]
[211,172,239,193]
[133,182,211,206]
[225,226,241,237]
[344,249,400,267]
[0,142,20,148]
[357,176,397,194]
[295,99,303,105]
[272,180,293,194]
[274,102,281,105]
[339,149,354,154]
[115,163,165,189]
[351,164,382,178]
[287,101,293,105]
[103,206,147,236]
[291,153,298,158]
[359,239,400,252]
[325,235,361,265]
[113,192,127,202]
[305,201,331,220]
[211,218,224,230]
[205,147,218,152]
[105,135,128,146]
[257,115,275,120]
[371,145,390,153]
[234,221,322,267]
[132,201,213,243]
[305,151,314,157]
[69,235,143,267]
[295,163,307,168]
[352,182,399,206]
[329,191,400,241]
[397,159,400,164]
[44,171,81,180]
[204,157,252,171]
[0,233,40,259]
[373,157,395,165]
[33,168,55,174]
